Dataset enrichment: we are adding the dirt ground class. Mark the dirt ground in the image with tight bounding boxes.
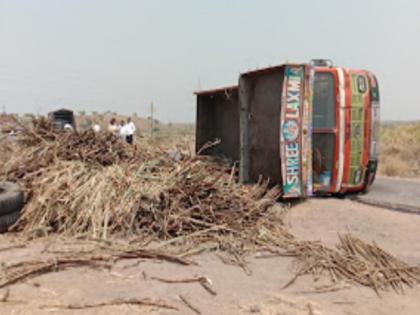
[0,198,419,315]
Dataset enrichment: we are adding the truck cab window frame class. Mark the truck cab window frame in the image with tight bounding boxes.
[312,71,337,190]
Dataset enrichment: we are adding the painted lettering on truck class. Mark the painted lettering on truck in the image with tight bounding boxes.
[281,66,305,197]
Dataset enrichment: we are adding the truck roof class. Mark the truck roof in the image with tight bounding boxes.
[194,85,238,96]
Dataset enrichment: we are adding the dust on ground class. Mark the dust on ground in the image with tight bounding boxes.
[0,198,419,315]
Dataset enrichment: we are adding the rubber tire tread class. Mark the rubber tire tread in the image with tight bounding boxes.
[0,210,20,233]
[0,182,24,216]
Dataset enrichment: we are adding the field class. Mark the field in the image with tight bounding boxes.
[0,116,419,314]
[378,122,420,178]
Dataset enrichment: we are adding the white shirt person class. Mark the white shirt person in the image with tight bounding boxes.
[125,118,136,144]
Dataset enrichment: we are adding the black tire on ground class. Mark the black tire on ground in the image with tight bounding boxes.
[0,211,20,233]
[334,192,347,199]
[0,181,24,216]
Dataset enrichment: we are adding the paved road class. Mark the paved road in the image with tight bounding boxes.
[355,176,420,214]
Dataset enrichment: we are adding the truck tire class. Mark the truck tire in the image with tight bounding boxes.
[0,182,24,232]
[0,211,20,233]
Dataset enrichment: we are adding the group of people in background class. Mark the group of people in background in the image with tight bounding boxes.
[107,117,136,144]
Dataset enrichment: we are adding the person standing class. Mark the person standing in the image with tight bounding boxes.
[107,118,117,134]
[119,119,127,140]
[125,117,136,145]
[92,123,101,132]
[118,120,125,136]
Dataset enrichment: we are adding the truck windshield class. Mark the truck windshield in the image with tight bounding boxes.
[313,73,335,129]
[312,72,336,189]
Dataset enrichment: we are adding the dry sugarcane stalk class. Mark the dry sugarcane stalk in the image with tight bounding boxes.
[40,297,178,310]
[179,294,201,315]
[0,247,194,289]
[151,275,216,296]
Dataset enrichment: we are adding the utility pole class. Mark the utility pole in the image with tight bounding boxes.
[1,104,5,115]
[150,102,154,138]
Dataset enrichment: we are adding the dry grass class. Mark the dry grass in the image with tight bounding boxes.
[379,122,420,178]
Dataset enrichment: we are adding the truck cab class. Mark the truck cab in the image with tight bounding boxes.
[311,60,380,195]
[48,109,76,130]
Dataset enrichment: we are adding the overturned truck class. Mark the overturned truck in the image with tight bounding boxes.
[195,60,380,198]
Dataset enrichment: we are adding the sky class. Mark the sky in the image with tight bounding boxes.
[0,0,419,122]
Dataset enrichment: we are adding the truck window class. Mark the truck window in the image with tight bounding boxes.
[312,72,336,189]
[313,133,335,186]
[313,73,335,129]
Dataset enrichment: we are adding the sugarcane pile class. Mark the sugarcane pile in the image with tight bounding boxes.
[1,117,419,294]
[8,117,141,172]
[277,233,420,294]
[0,118,281,243]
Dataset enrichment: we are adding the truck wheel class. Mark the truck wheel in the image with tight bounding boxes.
[334,192,347,199]
[0,182,24,232]
[0,211,21,233]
